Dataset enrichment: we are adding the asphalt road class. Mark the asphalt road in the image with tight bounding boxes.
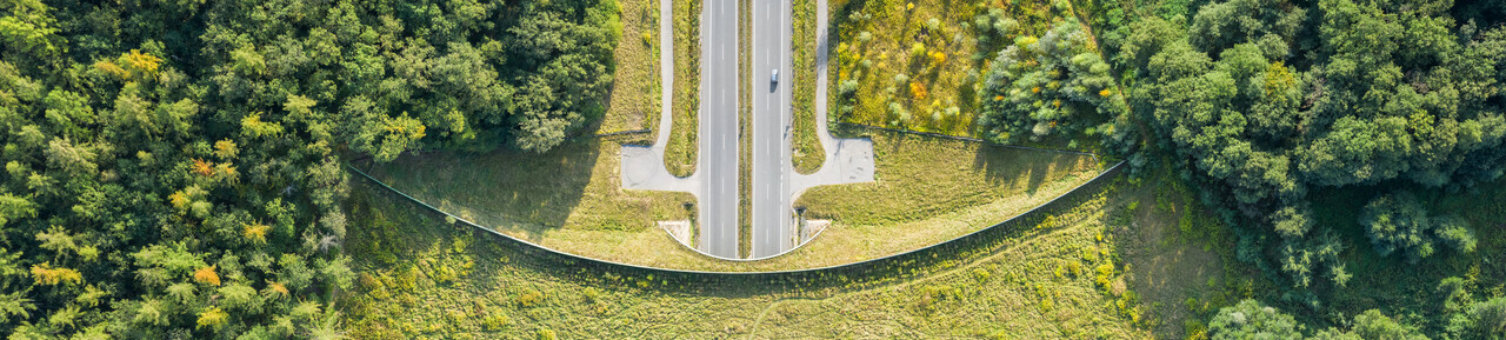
[750,0,794,259]
[698,0,740,259]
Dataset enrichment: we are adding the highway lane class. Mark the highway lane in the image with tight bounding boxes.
[697,0,740,258]
[750,0,794,258]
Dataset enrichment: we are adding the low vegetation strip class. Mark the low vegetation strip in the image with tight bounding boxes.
[598,0,663,134]
[665,0,701,177]
[347,148,1122,277]
[791,0,825,174]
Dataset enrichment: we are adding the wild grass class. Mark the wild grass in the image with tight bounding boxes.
[665,0,700,177]
[798,131,1099,226]
[832,0,1082,138]
[340,171,1179,338]
[597,0,661,134]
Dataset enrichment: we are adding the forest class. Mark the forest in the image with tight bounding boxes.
[0,0,618,336]
[969,0,1506,336]
[1073,0,1506,337]
[980,0,1506,293]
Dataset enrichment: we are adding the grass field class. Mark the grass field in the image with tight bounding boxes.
[338,170,1221,338]
[791,0,824,174]
[832,0,1084,138]
[596,0,660,134]
[665,0,700,177]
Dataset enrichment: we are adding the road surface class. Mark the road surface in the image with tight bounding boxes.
[698,0,740,258]
[623,0,871,260]
[750,0,795,259]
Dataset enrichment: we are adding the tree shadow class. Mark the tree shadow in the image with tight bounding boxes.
[363,138,601,243]
[971,143,1087,196]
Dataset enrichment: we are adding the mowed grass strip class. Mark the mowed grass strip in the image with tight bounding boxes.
[598,0,660,134]
[791,0,825,174]
[341,169,1154,338]
[665,0,700,177]
[366,130,1102,271]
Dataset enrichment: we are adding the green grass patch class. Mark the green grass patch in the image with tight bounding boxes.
[791,0,825,174]
[597,0,661,134]
[798,131,1099,227]
[666,0,700,177]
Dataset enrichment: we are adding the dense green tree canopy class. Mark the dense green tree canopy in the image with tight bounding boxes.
[1121,0,1506,288]
[0,0,621,337]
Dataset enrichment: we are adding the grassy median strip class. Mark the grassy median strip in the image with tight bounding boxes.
[737,0,754,258]
[598,0,661,134]
[791,0,825,174]
[665,0,700,177]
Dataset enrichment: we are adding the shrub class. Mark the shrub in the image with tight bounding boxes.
[1359,191,1476,262]
[977,18,1120,144]
[1208,300,1301,339]
[517,289,543,308]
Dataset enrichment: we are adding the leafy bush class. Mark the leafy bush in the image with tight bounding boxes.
[1208,299,1302,339]
[1359,191,1476,262]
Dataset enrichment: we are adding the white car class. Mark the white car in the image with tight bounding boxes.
[771,69,779,86]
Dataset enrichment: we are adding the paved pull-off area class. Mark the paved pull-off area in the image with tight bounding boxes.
[622,0,873,260]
